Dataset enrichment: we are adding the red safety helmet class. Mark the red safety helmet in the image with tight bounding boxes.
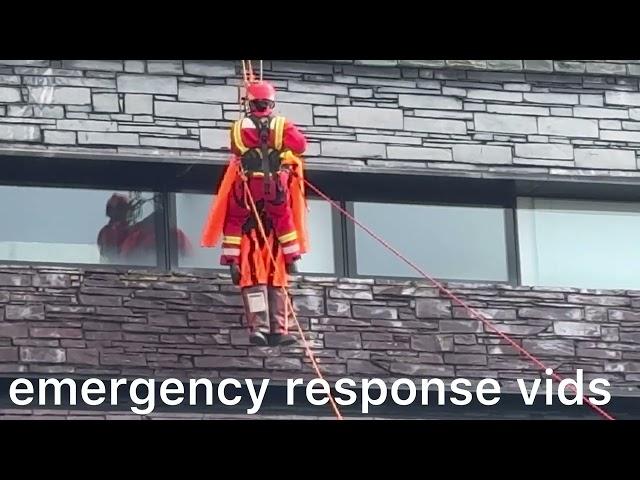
[246,81,276,117]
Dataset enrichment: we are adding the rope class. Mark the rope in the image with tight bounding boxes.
[239,169,344,420]
[302,177,616,421]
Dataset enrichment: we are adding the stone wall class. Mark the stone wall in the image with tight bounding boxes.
[1,265,639,396]
[2,60,640,182]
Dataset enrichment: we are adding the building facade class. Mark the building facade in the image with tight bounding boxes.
[1,59,640,419]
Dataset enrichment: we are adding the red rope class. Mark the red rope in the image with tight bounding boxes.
[303,178,615,421]
[240,174,344,420]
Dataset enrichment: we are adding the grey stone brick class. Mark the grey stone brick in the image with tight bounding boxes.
[387,146,452,161]
[349,88,373,98]
[101,353,147,367]
[414,110,472,120]
[504,83,530,92]
[580,94,604,106]
[0,87,21,102]
[474,113,537,134]
[124,60,145,73]
[92,93,120,113]
[293,296,324,316]
[586,62,627,75]
[20,347,66,363]
[321,141,385,158]
[288,80,348,96]
[0,347,18,362]
[353,305,398,320]
[0,323,28,338]
[78,132,139,146]
[515,143,574,159]
[125,94,153,114]
[117,75,177,95]
[355,60,397,67]
[200,128,229,150]
[600,119,622,129]
[148,60,183,75]
[44,130,76,145]
[390,363,455,377]
[446,60,486,69]
[518,307,583,321]
[398,60,445,68]
[329,288,373,300]
[600,130,640,143]
[398,94,462,110]
[155,101,221,120]
[118,125,188,135]
[524,60,553,72]
[553,321,601,337]
[622,121,640,130]
[452,144,512,164]
[550,107,573,117]
[416,298,451,318]
[439,320,483,333]
[0,60,49,66]
[356,134,421,145]
[574,148,636,170]
[140,137,200,150]
[33,106,64,118]
[324,332,362,349]
[522,339,575,357]
[184,61,235,77]
[444,353,486,365]
[467,89,523,102]
[574,107,628,119]
[279,91,335,105]
[28,86,91,105]
[442,87,466,97]
[405,117,466,134]
[486,60,523,71]
[523,93,579,105]
[63,60,123,71]
[67,348,99,366]
[314,106,337,116]
[538,117,599,138]
[554,61,585,74]
[338,106,403,129]
[178,84,237,103]
[486,104,549,116]
[605,91,640,107]
[0,124,41,142]
[274,103,313,125]
[57,119,117,132]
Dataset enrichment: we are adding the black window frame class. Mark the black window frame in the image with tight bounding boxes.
[4,151,639,289]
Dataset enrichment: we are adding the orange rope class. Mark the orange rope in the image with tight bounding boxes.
[239,169,343,420]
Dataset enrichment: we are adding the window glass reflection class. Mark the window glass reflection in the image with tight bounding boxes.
[175,193,336,273]
[518,197,640,289]
[0,186,160,266]
[353,202,509,281]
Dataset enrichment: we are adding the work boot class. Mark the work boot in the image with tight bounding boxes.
[249,331,268,346]
[229,264,241,285]
[270,333,298,347]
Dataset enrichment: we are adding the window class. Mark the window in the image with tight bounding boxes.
[174,193,336,274]
[0,185,160,266]
[351,201,510,281]
[517,197,640,290]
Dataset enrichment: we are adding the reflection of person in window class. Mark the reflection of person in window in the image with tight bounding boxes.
[97,194,131,263]
[97,193,192,264]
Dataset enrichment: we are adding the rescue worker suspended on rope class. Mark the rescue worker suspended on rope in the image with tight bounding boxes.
[201,73,309,348]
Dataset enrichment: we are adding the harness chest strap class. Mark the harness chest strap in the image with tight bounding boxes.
[232,116,287,159]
